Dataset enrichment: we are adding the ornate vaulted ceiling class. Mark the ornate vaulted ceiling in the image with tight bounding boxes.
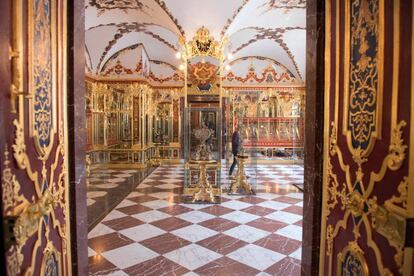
[85,0,306,86]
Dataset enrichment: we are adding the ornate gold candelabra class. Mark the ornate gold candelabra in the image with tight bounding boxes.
[190,160,216,203]
[229,154,255,195]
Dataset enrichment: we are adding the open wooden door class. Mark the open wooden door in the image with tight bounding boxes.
[320,0,414,275]
[0,0,72,275]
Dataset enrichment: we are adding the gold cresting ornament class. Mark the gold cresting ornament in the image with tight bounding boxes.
[187,26,221,59]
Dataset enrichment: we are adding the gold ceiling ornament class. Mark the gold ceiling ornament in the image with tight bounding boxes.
[185,26,224,60]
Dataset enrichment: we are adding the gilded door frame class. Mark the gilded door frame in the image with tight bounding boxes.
[2,0,73,275]
[319,0,414,275]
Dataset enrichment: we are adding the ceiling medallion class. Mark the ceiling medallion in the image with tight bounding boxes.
[186,27,222,59]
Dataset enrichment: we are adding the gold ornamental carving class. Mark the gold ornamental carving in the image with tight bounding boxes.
[190,160,216,203]
[229,155,255,195]
[185,26,222,59]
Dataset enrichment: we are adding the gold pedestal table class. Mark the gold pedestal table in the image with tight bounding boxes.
[150,143,161,166]
[190,160,216,203]
[229,154,255,195]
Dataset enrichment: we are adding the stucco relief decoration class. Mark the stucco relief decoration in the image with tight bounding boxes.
[31,0,55,155]
[234,27,305,79]
[189,62,218,89]
[346,0,381,156]
[103,60,142,76]
[262,0,306,13]
[224,63,295,84]
[88,0,146,13]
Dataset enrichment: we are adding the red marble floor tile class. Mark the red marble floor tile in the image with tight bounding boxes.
[140,233,191,254]
[102,216,144,231]
[199,205,234,216]
[158,205,192,216]
[128,195,159,204]
[254,234,301,255]
[194,256,260,276]
[136,187,165,194]
[123,256,189,276]
[273,196,303,204]
[88,255,118,275]
[247,217,289,232]
[197,234,247,255]
[199,217,240,232]
[116,204,152,215]
[88,232,134,252]
[265,257,301,276]
[294,220,303,227]
[241,205,275,216]
[282,205,303,215]
[150,217,192,232]
[237,196,267,204]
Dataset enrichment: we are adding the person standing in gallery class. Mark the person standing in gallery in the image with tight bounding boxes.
[229,126,241,176]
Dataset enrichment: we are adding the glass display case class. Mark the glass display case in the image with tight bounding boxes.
[230,89,304,161]
[183,107,222,203]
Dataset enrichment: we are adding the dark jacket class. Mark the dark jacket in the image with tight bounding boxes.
[232,131,240,155]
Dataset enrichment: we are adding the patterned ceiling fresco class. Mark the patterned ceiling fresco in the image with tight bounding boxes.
[85,0,306,86]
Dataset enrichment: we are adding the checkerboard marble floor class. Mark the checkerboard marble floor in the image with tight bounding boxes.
[88,164,304,276]
[87,167,155,229]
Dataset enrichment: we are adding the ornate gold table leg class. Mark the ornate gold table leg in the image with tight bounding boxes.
[192,162,215,203]
[150,143,161,166]
[229,155,255,195]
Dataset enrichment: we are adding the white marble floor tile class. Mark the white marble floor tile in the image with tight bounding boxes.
[221,211,260,224]
[220,200,252,210]
[102,210,127,222]
[132,210,171,223]
[127,192,144,198]
[285,193,304,199]
[105,270,129,276]
[289,247,302,260]
[116,199,137,208]
[257,201,291,210]
[177,211,215,224]
[171,224,218,242]
[265,211,302,224]
[87,198,96,206]
[254,193,280,200]
[102,243,159,269]
[276,225,303,241]
[88,224,115,239]
[179,203,212,210]
[164,244,222,270]
[141,199,174,209]
[157,183,181,189]
[148,192,177,199]
[227,244,285,271]
[224,225,269,243]
[88,247,96,257]
[119,224,166,242]
[295,201,304,207]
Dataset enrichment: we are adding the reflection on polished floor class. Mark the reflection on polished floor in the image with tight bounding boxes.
[87,167,156,230]
[88,164,304,276]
